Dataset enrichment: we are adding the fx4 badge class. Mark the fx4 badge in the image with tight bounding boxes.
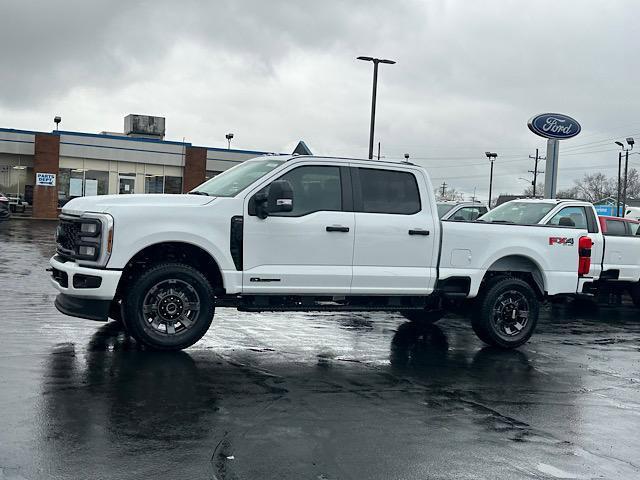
[549,237,574,246]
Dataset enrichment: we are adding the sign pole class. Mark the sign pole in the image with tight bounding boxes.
[543,138,559,198]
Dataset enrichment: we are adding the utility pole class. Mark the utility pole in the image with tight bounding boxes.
[440,182,448,198]
[528,148,545,196]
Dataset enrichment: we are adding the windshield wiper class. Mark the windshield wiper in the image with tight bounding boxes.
[188,191,210,196]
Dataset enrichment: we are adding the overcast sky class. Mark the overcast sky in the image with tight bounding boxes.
[1,0,639,200]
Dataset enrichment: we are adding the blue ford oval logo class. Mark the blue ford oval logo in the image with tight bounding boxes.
[527,113,581,139]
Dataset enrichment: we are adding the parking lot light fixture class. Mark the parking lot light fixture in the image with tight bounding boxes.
[357,56,396,159]
[485,152,498,208]
[616,139,634,218]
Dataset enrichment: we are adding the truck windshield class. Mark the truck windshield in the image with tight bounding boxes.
[478,201,555,225]
[192,158,285,197]
[437,203,454,218]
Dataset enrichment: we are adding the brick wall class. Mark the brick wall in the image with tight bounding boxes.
[183,146,207,193]
[33,134,60,219]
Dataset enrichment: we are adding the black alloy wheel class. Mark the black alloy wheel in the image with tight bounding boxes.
[472,277,539,349]
[123,263,215,350]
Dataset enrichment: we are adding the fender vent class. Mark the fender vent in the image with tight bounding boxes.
[230,216,243,271]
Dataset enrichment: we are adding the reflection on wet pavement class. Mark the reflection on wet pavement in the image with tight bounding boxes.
[1,220,639,479]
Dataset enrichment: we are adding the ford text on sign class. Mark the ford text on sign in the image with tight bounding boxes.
[36,173,56,187]
[527,113,581,140]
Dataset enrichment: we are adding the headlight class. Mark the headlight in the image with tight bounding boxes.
[56,213,114,267]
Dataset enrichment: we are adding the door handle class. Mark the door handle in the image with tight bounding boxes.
[326,225,350,232]
[408,229,430,236]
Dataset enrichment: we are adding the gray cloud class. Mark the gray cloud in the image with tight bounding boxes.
[1,0,638,199]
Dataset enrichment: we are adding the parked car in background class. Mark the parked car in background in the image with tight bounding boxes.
[7,194,28,213]
[437,201,488,221]
[598,215,640,236]
[0,193,10,220]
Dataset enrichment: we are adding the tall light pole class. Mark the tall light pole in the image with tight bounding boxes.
[485,152,497,208]
[616,138,634,217]
[226,133,234,150]
[357,56,396,159]
[54,116,61,131]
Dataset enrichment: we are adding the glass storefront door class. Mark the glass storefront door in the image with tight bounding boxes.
[118,175,135,194]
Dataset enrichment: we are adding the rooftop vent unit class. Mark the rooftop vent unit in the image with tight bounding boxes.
[124,114,165,139]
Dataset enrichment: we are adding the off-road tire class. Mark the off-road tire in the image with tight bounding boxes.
[123,262,215,350]
[472,276,539,349]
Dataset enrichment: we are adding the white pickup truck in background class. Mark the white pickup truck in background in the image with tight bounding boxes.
[478,199,640,301]
[49,156,594,351]
[437,201,488,221]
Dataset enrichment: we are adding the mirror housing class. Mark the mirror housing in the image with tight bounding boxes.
[267,179,294,214]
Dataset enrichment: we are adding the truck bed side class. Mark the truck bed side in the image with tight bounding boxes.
[439,221,584,297]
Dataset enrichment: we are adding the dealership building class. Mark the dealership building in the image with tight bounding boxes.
[0,115,275,218]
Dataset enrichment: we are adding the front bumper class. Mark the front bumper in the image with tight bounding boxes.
[49,255,122,300]
[54,294,111,321]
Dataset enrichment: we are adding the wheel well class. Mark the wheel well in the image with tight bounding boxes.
[483,255,545,297]
[115,242,224,298]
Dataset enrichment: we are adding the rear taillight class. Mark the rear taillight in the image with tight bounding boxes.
[578,236,592,276]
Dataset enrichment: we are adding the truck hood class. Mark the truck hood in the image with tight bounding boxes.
[62,194,216,215]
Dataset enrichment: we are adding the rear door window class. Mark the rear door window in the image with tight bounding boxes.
[355,168,421,214]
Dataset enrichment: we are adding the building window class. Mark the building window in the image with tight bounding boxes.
[164,176,182,194]
[145,175,164,194]
[85,170,108,196]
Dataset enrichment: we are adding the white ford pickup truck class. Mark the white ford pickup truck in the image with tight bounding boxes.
[478,199,640,299]
[50,155,594,351]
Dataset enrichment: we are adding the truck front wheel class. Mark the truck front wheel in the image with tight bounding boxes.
[123,262,215,350]
[472,277,539,349]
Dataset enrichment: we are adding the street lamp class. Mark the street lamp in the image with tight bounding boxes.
[615,138,634,217]
[485,152,498,208]
[225,133,234,149]
[54,116,61,131]
[357,56,396,159]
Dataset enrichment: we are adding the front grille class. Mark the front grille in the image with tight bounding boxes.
[56,218,81,258]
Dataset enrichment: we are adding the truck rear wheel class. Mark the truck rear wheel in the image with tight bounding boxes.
[472,277,538,349]
[123,262,215,351]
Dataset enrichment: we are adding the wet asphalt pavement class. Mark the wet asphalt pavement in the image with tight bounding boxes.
[0,220,639,480]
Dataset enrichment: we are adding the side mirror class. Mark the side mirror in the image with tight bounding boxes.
[267,179,294,214]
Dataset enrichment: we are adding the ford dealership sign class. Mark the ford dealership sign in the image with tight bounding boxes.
[528,113,581,140]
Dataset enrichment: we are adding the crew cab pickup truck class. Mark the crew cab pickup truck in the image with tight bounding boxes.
[478,199,640,299]
[50,155,593,351]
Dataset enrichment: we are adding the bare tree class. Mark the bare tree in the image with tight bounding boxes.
[522,182,544,197]
[569,172,615,202]
[437,186,465,202]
